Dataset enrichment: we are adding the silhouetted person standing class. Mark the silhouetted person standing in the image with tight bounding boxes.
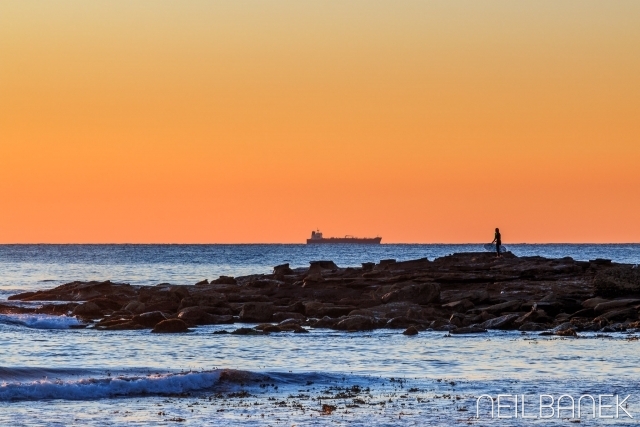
[491,228,502,257]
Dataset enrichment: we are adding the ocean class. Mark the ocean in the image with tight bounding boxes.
[1,244,639,426]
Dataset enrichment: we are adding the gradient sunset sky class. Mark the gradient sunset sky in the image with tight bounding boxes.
[1,1,639,243]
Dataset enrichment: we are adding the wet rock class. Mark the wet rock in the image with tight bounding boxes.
[582,297,608,309]
[207,314,234,324]
[450,326,487,334]
[273,264,294,276]
[479,313,520,330]
[72,302,102,317]
[278,318,302,326]
[593,299,640,313]
[449,313,465,327]
[569,308,595,319]
[133,311,167,327]
[555,328,578,337]
[195,279,209,286]
[353,302,427,320]
[227,294,270,303]
[580,322,602,332]
[442,299,474,313]
[151,319,190,333]
[518,322,547,331]
[594,266,640,296]
[177,306,210,323]
[10,280,136,303]
[124,301,146,314]
[381,282,440,305]
[483,300,522,314]
[179,292,227,310]
[301,273,323,287]
[514,308,539,325]
[429,319,450,329]
[627,320,640,328]
[262,325,282,333]
[277,323,302,331]
[293,326,309,333]
[303,302,354,318]
[551,322,574,333]
[97,320,146,331]
[86,297,122,311]
[272,312,306,322]
[211,276,237,285]
[594,307,637,322]
[520,301,562,317]
[144,300,180,313]
[479,311,496,322]
[253,323,274,330]
[310,316,339,329]
[403,326,419,335]
[308,261,339,275]
[239,302,274,322]
[333,315,376,332]
[455,290,490,304]
[361,262,375,271]
[36,303,79,315]
[6,291,37,301]
[385,316,423,329]
[200,306,234,316]
[282,301,306,314]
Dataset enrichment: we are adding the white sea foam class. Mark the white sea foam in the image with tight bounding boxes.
[0,370,222,401]
[0,314,84,329]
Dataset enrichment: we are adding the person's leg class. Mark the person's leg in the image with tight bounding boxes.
[496,243,501,257]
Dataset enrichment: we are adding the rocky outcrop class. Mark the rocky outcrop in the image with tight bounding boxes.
[8,251,640,335]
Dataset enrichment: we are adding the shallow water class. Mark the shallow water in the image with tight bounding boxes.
[1,323,639,425]
[1,244,639,425]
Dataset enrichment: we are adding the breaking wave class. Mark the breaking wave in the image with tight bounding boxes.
[0,314,84,329]
[0,369,225,401]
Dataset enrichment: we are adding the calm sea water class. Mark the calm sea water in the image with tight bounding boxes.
[1,244,639,426]
[1,244,638,294]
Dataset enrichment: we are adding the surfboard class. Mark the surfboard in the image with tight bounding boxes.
[484,243,506,252]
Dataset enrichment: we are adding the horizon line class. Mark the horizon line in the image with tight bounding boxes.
[0,242,639,245]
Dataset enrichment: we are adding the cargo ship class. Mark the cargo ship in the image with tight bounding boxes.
[306,230,382,244]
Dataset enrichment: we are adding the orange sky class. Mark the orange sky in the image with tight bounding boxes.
[1,1,639,243]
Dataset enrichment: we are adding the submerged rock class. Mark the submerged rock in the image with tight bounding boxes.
[403,326,419,335]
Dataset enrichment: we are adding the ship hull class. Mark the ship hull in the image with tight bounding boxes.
[306,237,382,244]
